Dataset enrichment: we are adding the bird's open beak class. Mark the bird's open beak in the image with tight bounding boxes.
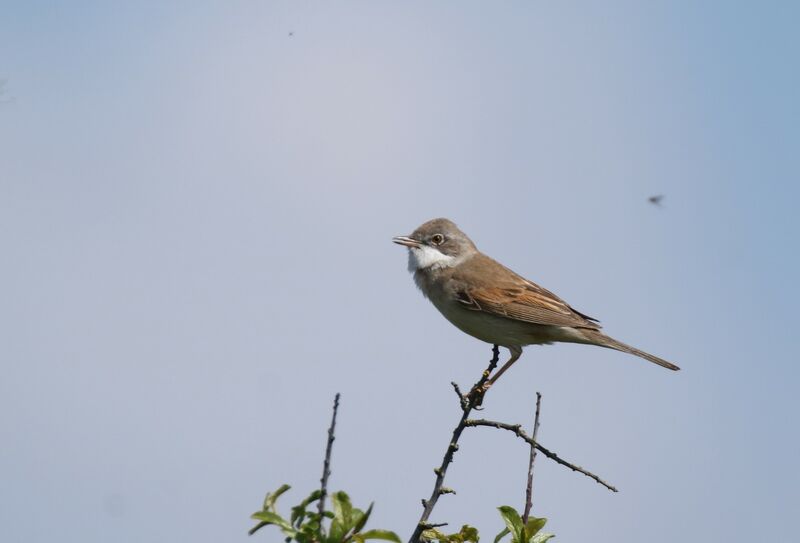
[392,236,421,248]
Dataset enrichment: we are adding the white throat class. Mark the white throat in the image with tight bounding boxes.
[407,245,457,272]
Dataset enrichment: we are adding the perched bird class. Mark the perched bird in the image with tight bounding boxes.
[648,195,664,207]
[393,218,679,388]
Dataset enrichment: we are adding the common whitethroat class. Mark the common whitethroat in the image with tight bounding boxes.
[393,218,679,388]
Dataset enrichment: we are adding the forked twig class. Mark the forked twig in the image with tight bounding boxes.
[464,419,618,492]
[409,348,618,542]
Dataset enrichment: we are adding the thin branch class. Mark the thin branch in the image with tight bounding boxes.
[451,382,467,409]
[522,393,542,524]
[318,393,341,523]
[464,418,618,493]
[408,345,501,543]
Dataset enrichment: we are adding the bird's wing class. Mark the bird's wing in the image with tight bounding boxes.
[452,255,601,330]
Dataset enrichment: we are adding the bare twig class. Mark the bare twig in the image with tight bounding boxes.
[465,418,618,492]
[451,382,467,410]
[522,393,542,523]
[318,393,341,523]
[408,345,501,543]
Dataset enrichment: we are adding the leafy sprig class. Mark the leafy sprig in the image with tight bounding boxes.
[420,506,554,543]
[250,484,402,543]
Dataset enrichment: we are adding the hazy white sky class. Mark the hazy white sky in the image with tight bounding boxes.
[1,2,798,542]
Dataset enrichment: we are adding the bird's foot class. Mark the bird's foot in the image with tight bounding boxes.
[467,382,492,408]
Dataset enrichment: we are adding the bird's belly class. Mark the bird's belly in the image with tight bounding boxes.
[431,298,554,347]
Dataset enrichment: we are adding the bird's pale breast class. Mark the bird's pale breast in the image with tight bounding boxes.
[426,288,556,347]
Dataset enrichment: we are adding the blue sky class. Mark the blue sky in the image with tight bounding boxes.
[1,2,798,542]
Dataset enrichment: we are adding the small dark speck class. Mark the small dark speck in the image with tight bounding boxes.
[288,31,294,37]
[648,195,664,207]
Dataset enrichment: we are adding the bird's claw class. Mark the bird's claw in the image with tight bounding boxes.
[467,382,492,408]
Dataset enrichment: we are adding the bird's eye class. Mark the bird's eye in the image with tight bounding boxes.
[431,234,444,245]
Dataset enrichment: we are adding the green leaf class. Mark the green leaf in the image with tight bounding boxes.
[421,528,448,542]
[358,529,403,543]
[329,519,347,543]
[524,518,546,540]
[251,510,293,531]
[420,525,480,543]
[248,521,270,536]
[497,507,524,543]
[332,491,355,530]
[531,534,554,543]
[249,511,298,539]
[458,525,480,543]
[493,528,510,543]
[298,517,321,539]
[264,484,292,511]
[291,490,322,527]
[352,502,374,534]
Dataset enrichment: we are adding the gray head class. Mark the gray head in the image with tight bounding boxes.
[393,218,478,272]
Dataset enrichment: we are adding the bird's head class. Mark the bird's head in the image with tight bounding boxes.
[393,218,477,272]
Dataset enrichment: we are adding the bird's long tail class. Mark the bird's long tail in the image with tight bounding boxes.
[580,330,680,371]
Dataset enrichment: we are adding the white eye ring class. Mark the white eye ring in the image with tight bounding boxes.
[431,234,444,245]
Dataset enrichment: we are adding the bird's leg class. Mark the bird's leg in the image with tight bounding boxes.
[485,346,522,389]
[468,346,522,406]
